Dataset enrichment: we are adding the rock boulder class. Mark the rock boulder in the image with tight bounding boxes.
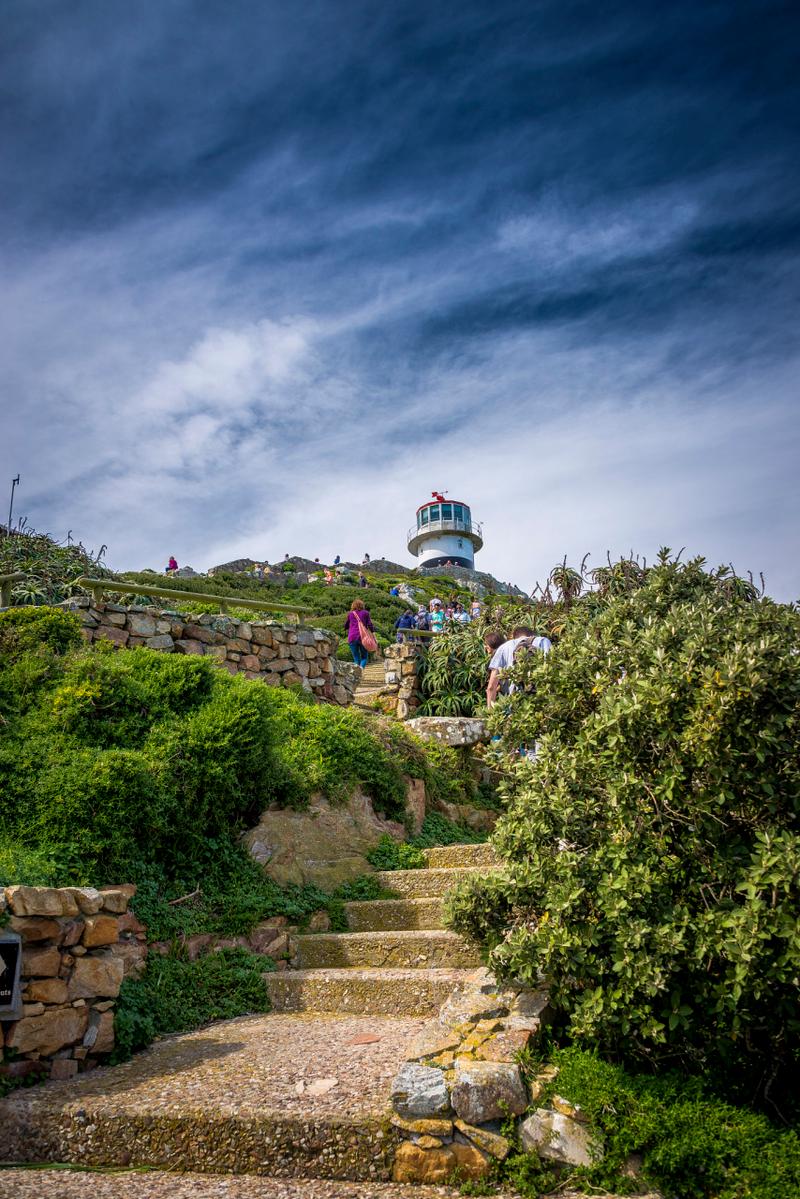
[243,789,405,889]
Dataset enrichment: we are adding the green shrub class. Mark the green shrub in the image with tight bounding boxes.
[0,605,83,658]
[112,947,273,1061]
[366,834,426,870]
[411,812,487,847]
[446,555,800,1099]
[525,1046,800,1199]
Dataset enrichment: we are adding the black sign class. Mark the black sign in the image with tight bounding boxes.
[0,932,22,1017]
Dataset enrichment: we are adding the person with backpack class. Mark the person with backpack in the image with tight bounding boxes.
[486,625,551,708]
[344,599,376,667]
[394,609,416,643]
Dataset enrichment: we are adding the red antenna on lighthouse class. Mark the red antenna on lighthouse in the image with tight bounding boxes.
[431,490,448,503]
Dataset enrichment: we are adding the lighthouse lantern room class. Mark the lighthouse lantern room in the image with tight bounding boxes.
[407,491,483,570]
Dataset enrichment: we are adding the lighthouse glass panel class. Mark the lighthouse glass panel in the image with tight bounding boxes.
[441,503,452,520]
[421,508,429,525]
[429,504,440,521]
[453,504,463,522]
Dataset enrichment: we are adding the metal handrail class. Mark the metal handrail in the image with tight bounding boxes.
[407,518,483,543]
[74,576,313,624]
[0,572,25,607]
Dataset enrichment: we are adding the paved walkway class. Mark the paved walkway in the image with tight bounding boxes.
[0,1172,466,1199]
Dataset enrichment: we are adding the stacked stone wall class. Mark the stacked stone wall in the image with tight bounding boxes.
[382,642,423,719]
[64,597,358,705]
[0,884,145,1080]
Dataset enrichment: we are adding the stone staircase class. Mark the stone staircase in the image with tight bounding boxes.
[1,842,498,1184]
[352,659,387,709]
[265,843,490,1015]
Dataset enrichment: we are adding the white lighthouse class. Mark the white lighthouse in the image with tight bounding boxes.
[407,491,483,570]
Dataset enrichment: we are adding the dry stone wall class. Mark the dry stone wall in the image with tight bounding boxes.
[382,642,423,719]
[0,884,145,1080]
[63,597,358,705]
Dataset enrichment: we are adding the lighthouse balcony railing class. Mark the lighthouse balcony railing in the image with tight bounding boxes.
[407,518,482,542]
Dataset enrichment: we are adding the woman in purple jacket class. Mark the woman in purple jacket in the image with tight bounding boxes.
[344,599,374,668]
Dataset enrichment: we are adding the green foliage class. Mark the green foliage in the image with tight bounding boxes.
[0,606,83,721]
[417,622,489,715]
[411,812,487,847]
[0,842,60,888]
[367,835,427,870]
[367,815,488,870]
[446,554,800,1099]
[528,1047,800,1199]
[0,605,83,658]
[112,947,273,1061]
[1,615,473,940]
[0,526,111,606]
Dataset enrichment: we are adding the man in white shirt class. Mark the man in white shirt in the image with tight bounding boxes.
[486,625,552,707]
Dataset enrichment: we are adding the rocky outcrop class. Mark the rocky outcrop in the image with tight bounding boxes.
[243,790,406,889]
[405,716,488,747]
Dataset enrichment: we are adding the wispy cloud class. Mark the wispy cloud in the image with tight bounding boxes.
[1,0,798,597]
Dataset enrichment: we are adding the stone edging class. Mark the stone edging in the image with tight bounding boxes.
[388,968,605,1182]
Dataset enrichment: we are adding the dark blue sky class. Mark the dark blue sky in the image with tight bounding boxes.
[2,0,798,594]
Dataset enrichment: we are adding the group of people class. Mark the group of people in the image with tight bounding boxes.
[394,596,482,640]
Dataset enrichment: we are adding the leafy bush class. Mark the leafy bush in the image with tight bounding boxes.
[366,815,488,870]
[514,1047,800,1199]
[417,622,489,715]
[0,613,475,929]
[446,555,800,1100]
[366,834,426,870]
[112,947,273,1061]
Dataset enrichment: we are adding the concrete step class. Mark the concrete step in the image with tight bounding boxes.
[344,896,444,931]
[294,929,482,970]
[0,1013,422,1181]
[375,865,484,899]
[423,842,499,869]
[265,967,475,1015]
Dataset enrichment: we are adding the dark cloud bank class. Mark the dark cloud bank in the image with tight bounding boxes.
[1,0,798,596]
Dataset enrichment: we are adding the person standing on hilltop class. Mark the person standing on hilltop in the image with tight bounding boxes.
[166,556,178,574]
[345,599,375,668]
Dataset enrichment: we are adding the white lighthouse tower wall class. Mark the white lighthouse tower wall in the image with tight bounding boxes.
[416,533,475,569]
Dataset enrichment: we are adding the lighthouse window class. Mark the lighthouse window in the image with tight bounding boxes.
[453,504,463,522]
[441,503,452,521]
[429,504,440,521]
[420,508,429,525]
